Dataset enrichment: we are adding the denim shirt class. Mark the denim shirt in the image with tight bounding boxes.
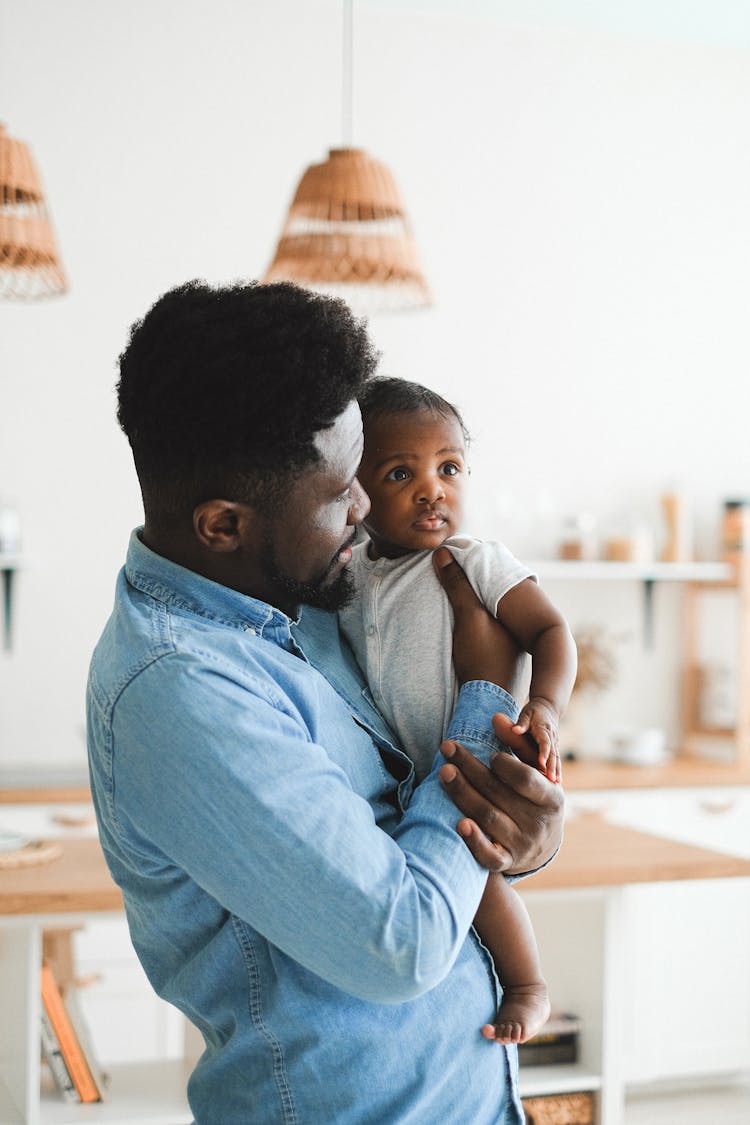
[86,531,526,1125]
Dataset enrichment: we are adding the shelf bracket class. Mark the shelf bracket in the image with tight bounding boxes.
[2,566,13,652]
[642,578,655,649]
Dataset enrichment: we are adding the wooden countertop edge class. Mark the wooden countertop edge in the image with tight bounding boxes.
[0,889,124,915]
[519,815,750,892]
[561,758,750,791]
[0,838,123,916]
[3,820,750,916]
[0,786,92,804]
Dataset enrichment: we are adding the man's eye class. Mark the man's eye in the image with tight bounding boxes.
[386,467,409,481]
[440,462,460,476]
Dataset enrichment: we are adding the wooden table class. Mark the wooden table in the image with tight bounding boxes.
[524,809,750,889]
[0,837,123,916]
[2,813,749,917]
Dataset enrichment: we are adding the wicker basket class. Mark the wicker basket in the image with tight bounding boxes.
[263,147,430,311]
[522,1090,596,1125]
[0,122,66,298]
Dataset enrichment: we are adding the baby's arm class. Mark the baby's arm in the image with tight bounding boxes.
[495,579,577,782]
[474,874,550,1043]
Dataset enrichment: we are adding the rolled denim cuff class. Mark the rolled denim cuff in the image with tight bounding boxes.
[444,680,560,884]
[445,680,520,760]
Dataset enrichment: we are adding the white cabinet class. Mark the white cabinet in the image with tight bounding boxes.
[519,787,750,1125]
[621,879,750,1084]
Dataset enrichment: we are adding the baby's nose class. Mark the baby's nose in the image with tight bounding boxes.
[418,479,446,504]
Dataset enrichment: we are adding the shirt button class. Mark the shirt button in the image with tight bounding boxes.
[366,625,375,636]
[244,625,257,635]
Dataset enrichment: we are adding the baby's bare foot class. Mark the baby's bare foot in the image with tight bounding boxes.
[481,981,551,1044]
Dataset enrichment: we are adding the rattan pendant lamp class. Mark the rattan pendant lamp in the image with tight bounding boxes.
[263,0,430,312]
[0,122,66,298]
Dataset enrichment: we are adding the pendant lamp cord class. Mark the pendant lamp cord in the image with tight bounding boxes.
[342,0,353,146]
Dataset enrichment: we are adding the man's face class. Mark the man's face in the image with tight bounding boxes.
[254,401,370,614]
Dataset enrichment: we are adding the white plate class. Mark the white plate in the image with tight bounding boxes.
[0,830,29,852]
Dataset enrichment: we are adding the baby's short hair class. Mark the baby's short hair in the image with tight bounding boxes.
[358,376,469,444]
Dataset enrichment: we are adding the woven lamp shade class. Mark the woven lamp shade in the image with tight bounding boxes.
[263,148,430,312]
[0,123,66,299]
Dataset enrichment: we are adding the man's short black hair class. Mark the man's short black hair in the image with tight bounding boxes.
[358,376,469,444]
[117,280,379,523]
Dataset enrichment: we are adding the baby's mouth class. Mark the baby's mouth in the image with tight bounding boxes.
[413,511,448,530]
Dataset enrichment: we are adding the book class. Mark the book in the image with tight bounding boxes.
[40,963,103,1103]
[40,1008,79,1103]
[64,987,110,1096]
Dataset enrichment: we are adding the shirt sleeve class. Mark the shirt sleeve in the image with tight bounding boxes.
[108,652,516,1006]
[446,536,537,616]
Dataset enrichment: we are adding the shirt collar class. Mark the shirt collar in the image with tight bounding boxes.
[124,528,295,641]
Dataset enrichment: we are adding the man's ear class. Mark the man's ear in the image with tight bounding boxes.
[193,500,255,552]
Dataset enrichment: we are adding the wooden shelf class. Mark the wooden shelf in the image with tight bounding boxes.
[681,557,750,771]
[38,1060,192,1124]
[530,560,733,583]
[531,553,750,772]
[519,1062,602,1098]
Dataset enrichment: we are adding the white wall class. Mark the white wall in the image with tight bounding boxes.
[1,0,749,767]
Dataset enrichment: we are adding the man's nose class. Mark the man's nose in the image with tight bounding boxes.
[349,478,370,524]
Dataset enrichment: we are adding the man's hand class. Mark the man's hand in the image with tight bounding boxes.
[432,547,528,702]
[439,714,564,875]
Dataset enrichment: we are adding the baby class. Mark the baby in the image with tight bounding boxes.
[339,376,577,1044]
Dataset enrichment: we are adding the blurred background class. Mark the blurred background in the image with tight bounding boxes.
[1,5,750,1123]
[2,0,749,770]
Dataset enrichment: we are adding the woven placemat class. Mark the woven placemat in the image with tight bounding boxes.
[0,840,63,869]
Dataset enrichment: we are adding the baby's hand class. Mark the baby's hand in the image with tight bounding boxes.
[512,698,561,783]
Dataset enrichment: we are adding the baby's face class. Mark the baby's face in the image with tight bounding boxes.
[357,409,468,560]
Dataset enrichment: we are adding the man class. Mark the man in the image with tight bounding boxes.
[87,280,563,1124]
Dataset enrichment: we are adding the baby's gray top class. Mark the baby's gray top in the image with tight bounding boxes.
[338,535,534,780]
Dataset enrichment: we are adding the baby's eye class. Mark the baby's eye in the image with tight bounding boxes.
[440,462,461,477]
[386,467,410,482]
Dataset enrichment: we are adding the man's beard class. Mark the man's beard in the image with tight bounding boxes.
[260,536,356,615]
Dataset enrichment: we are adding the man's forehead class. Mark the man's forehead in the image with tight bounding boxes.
[314,401,364,466]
